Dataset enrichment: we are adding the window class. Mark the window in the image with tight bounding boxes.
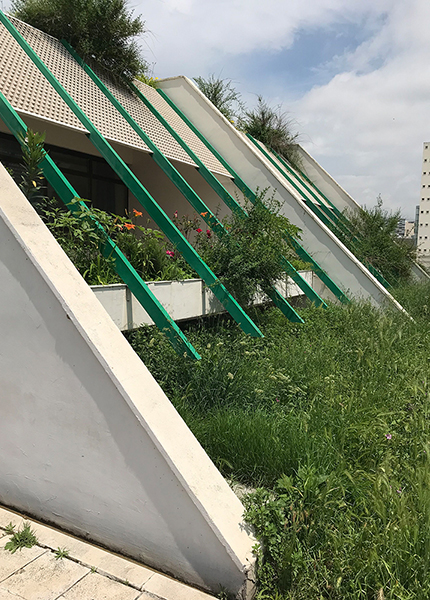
[424,172,427,175]
[0,132,129,215]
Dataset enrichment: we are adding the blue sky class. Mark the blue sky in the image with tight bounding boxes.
[3,0,429,219]
[136,0,430,219]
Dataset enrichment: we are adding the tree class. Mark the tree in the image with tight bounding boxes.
[238,96,301,168]
[11,0,147,83]
[193,74,244,122]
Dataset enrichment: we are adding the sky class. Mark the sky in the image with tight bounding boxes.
[3,0,430,218]
[135,0,430,219]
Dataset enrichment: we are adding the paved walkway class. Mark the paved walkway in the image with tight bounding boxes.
[0,506,215,600]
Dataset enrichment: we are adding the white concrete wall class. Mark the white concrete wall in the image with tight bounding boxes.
[295,145,362,214]
[0,164,256,598]
[158,76,406,313]
[91,271,314,331]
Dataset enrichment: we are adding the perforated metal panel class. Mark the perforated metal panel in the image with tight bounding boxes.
[0,18,86,133]
[0,17,231,174]
[137,82,231,177]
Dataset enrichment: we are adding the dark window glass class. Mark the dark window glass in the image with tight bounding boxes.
[0,132,128,214]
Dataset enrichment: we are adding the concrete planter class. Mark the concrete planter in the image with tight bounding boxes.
[91,272,314,331]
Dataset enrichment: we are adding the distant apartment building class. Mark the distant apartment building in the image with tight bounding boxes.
[417,143,430,266]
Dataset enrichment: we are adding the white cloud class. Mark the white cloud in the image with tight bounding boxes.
[294,0,430,215]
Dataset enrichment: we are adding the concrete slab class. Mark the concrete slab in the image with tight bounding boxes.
[0,545,46,583]
[143,573,216,600]
[0,506,217,600]
[0,588,26,599]
[29,520,154,589]
[0,551,89,600]
[60,572,144,600]
[0,507,24,531]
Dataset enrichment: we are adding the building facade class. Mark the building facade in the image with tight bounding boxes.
[417,142,430,266]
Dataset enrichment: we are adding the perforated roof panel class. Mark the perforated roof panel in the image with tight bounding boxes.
[0,16,231,176]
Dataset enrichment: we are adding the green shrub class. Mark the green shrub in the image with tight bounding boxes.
[193,74,244,122]
[194,190,301,307]
[345,196,417,285]
[238,97,301,168]
[12,0,147,84]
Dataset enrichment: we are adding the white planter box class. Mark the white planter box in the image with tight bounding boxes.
[91,271,313,331]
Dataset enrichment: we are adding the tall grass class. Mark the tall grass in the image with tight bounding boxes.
[127,282,430,599]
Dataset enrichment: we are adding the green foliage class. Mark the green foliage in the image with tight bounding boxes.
[194,190,301,307]
[127,280,430,599]
[17,129,47,210]
[193,74,244,122]
[238,96,301,168]
[135,73,158,89]
[12,0,147,83]
[3,522,16,535]
[346,196,416,285]
[54,547,70,560]
[40,202,194,285]
[5,522,38,553]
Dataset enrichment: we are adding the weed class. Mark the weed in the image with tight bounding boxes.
[5,522,38,553]
[54,547,70,560]
[3,522,16,535]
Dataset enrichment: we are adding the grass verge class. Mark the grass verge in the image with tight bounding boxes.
[127,281,430,599]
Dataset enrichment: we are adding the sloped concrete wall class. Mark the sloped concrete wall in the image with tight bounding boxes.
[0,164,256,598]
[295,145,362,214]
[158,76,406,312]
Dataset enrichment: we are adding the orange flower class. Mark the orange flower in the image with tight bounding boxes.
[200,211,208,217]
[123,223,136,230]
[133,209,143,217]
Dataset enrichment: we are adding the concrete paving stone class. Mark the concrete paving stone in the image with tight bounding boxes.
[0,545,47,583]
[60,572,143,600]
[29,521,154,588]
[0,588,26,600]
[143,574,216,600]
[0,551,89,600]
[0,507,25,532]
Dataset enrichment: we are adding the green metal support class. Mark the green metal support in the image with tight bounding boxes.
[60,42,305,323]
[155,87,332,309]
[0,90,201,359]
[248,135,392,290]
[158,87,351,303]
[286,235,350,304]
[0,11,263,338]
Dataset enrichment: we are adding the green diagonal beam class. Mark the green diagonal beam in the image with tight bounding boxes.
[286,235,350,304]
[274,149,355,230]
[0,90,201,359]
[248,135,392,290]
[270,145,392,289]
[61,42,303,323]
[156,87,332,308]
[0,11,263,338]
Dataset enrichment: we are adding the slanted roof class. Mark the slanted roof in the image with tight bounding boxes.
[0,16,231,177]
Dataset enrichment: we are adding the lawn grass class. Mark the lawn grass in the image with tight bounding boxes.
[127,281,430,599]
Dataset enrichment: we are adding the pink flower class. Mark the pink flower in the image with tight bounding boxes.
[173,211,178,218]
[276,398,279,403]
[206,229,211,238]
[196,228,202,233]
[385,434,392,440]
[166,250,175,258]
